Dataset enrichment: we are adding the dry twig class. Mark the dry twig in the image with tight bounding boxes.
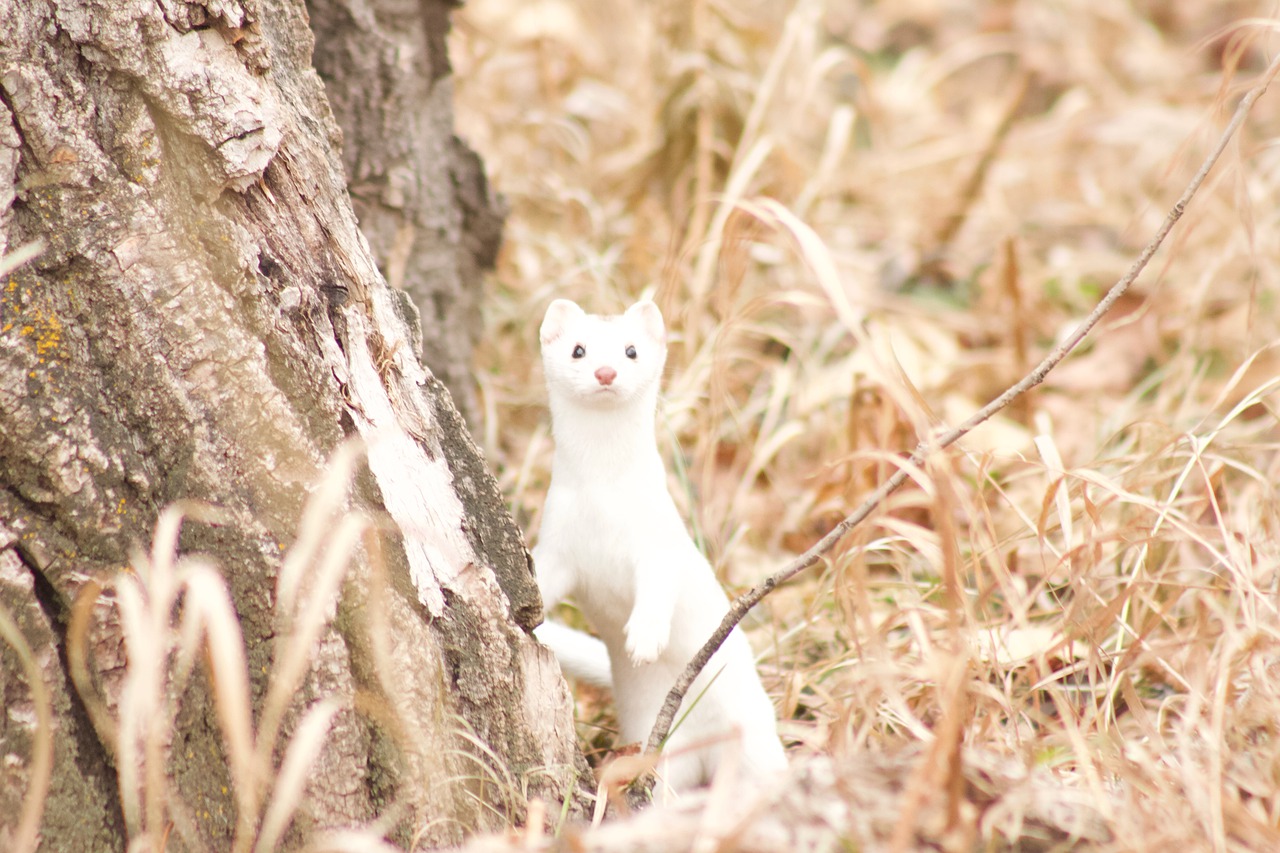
[643,50,1280,765]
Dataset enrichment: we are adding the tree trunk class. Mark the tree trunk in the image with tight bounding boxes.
[0,1,585,850]
[307,0,504,431]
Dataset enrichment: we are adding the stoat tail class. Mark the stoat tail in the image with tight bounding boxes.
[534,622,613,689]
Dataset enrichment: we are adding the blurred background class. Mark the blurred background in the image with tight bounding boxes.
[451,1,1280,844]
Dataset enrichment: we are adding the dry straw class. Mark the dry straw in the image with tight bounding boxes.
[64,444,395,852]
[644,48,1280,761]
[0,600,53,853]
[458,0,1280,846]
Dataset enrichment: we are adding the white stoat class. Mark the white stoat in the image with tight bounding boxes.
[531,298,786,796]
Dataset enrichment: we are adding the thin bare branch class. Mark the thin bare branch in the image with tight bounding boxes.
[643,50,1280,763]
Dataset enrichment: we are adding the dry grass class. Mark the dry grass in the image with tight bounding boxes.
[60,446,398,853]
[453,0,1280,848]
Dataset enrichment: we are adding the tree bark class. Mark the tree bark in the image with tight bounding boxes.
[308,0,504,430]
[0,1,584,850]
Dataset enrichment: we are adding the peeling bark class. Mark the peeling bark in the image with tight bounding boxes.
[0,1,583,850]
[308,0,505,430]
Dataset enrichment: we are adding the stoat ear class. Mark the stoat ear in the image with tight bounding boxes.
[541,299,585,345]
[625,300,666,344]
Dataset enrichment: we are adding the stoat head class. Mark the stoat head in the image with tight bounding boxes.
[539,299,667,410]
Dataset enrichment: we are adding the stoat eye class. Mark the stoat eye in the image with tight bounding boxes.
[572,344,586,359]
[625,345,637,359]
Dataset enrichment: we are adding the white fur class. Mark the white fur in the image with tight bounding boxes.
[533,298,787,796]
[532,621,612,688]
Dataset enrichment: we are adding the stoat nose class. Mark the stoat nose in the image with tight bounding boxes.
[594,366,617,386]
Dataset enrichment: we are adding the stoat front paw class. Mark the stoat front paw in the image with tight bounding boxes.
[624,618,669,666]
